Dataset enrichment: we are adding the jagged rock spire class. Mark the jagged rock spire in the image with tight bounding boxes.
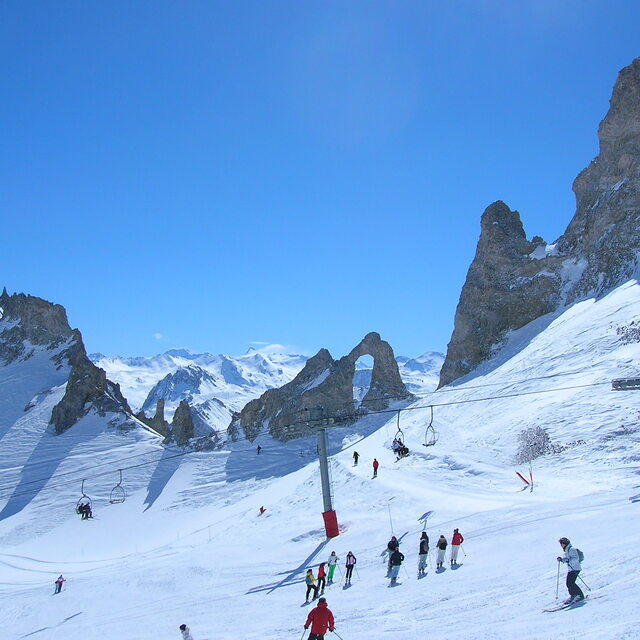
[439,58,640,387]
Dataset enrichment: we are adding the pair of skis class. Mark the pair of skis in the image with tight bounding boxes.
[542,594,604,612]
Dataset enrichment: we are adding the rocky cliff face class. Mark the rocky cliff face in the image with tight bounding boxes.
[439,58,640,388]
[171,399,195,446]
[229,332,412,442]
[0,289,132,433]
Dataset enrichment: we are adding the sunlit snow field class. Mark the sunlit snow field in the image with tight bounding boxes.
[1,282,640,640]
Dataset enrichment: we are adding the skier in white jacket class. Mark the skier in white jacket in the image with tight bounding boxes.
[179,623,194,640]
[557,537,584,604]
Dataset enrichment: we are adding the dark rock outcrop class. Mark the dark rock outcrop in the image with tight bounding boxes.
[0,288,75,365]
[230,332,412,442]
[439,58,640,387]
[171,399,195,446]
[0,288,132,433]
[136,399,170,437]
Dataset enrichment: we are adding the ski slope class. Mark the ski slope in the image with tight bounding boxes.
[1,282,640,640]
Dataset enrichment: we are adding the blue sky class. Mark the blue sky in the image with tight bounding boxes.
[2,1,639,359]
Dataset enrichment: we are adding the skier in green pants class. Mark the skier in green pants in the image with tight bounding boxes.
[326,551,339,584]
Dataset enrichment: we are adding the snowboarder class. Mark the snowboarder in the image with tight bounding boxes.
[451,528,464,565]
[372,458,379,478]
[304,596,335,640]
[436,535,447,568]
[345,551,356,584]
[353,451,359,466]
[305,568,319,601]
[386,536,399,574]
[179,624,194,640]
[327,551,339,584]
[418,532,429,575]
[256,445,261,455]
[317,563,326,593]
[557,537,584,604]
[389,548,405,584]
[54,575,65,593]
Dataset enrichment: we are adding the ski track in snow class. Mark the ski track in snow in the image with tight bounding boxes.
[1,282,640,639]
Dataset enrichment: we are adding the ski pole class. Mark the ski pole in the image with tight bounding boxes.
[300,628,307,640]
[555,561,561,600]
[355,566,361,580]
[337,564,343,578]
[577,573,591,591]
[331,630,345,640]
[460,544,467,557]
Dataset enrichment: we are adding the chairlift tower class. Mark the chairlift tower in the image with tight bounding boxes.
[305,406,340,538]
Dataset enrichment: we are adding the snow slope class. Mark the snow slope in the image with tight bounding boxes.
[2,281,640,640]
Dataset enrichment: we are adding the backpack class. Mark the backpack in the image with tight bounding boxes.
[576,548,584,563]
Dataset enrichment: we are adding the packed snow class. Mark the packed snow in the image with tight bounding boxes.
[2,282,640,640]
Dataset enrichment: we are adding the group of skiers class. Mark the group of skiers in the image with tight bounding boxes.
[304,551,357,602]
[50,530,583,640]
[352,451,380,478]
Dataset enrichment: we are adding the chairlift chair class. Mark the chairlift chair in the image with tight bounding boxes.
[109,469,126,504]
[423,406,438,447]
[76,479,92,513]
[393,411,409,458]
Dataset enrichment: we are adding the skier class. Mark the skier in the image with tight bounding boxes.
[418,532,429,575]
[372,458,379,478]
[389,547,405,584]
[304,596,335,640]
[345,551,356,584]
[450,528,464,565]
[326,551,339,584]
[353,451,359,466]
[317,563,326,593]
[386,536,399,574]
[54,575,66,593]
[256,445,261,455]
[436,535,447,568]
[179,624,194,640]
[259,506,266,515]
[305,568,319,602]
[557,537,584,604]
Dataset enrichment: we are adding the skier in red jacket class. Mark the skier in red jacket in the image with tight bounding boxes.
[372,458,379,478]
[304,597,335,640]
[451,528,464,565]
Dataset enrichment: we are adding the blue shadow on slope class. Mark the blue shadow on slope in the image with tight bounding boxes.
[245,538,330,595]
[224,409,401,482]
[143,446,184,511]
[0,415,106,521]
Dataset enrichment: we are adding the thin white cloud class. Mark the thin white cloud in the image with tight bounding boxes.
[248,342,311,356]
[153,333,164,340]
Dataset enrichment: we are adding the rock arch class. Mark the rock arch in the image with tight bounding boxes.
[229,332,412,442]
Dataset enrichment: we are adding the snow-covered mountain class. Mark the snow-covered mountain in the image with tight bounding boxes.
[2,279,639,640]
[92,348,444,434]
[396,351,444,394]
[91,347,310,433]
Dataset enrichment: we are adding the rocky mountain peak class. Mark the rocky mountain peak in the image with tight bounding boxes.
[439,58,640,388]
[0,289,75,364]
[0,289,132,433]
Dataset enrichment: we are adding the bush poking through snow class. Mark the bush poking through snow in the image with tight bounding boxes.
[515,426,553,463]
